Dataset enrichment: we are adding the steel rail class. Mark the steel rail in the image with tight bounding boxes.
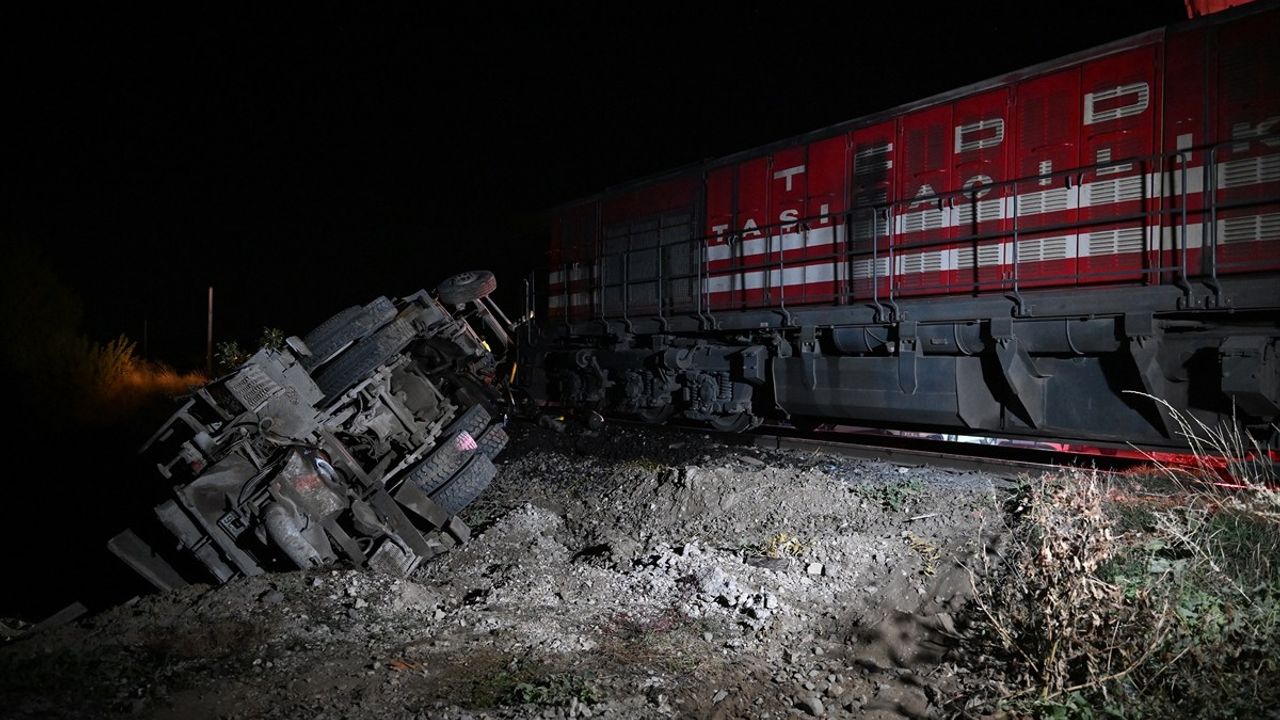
[746,428,1126,480]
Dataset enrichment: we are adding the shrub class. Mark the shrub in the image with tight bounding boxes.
[962,408,1279,719]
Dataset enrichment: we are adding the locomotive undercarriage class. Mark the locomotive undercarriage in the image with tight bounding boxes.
[541,277,1280,448]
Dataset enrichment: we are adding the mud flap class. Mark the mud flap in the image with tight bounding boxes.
[989,318,1047,429]
[393,482,472,546]
[107,530,189,592]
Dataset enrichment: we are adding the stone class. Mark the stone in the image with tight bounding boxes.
[795,696,825,716]
[806,563,824,576]
[711,690,728,704]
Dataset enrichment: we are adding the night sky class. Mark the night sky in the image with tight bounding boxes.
[6,3,1188,368]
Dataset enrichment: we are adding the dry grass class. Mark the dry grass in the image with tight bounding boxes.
[959,409,1280,719]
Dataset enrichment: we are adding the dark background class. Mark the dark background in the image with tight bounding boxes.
[1,3,1189,618]
[6,3,1187,366]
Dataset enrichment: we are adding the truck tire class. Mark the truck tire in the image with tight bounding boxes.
[404,405,497,494]
[429,454,497,515]
[436,270,496,305]
[302,296,397,370]
[477,424,508,460]
[314,316,417,398]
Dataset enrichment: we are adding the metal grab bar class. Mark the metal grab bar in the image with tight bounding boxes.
[565,135,1279,323]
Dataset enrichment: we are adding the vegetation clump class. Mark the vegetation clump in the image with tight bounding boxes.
[961,414,1279,719]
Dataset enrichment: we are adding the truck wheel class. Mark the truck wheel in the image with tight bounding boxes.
[429,454,497,515]
[436,270,496,305]
[314,317,418,398]
[405,406,504,494]
[302,296,397,370]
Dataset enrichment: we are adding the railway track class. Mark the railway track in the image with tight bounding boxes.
[580,411,1149,481]
[744,425,1145,482]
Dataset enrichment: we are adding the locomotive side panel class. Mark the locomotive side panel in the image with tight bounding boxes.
[538,4,1280,449]
[1209,9,1280,276]
[849,120,897,302]
[951,88,1014,295]
[1075,45,1161,285]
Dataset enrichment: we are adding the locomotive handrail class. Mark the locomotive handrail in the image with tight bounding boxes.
[1176,152,1192,304]
[569,136,1278,323]
[1207,143,1222,300]
[1009,180,1023,315]
[875,208,890,321]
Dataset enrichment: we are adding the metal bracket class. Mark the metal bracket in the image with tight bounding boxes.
[986,319,1046,429]
[897,321,918,394]
[1123,312,1154,340]
[797,326,820,390]
[1126,336,1178,439]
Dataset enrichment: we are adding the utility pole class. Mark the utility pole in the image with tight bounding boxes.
[206,286,214,375]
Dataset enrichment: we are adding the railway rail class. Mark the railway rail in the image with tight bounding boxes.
[747,425,1148,482]
[588,412,1152,481]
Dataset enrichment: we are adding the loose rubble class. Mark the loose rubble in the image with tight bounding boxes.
[1,423,1006,719]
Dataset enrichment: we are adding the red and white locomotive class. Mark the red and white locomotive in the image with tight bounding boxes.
[535,2,1280,448]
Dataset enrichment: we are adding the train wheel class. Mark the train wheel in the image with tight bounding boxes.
[708,412,754,433]
[636,405,675,424]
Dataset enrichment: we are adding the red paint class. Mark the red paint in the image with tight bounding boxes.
[550,4,1279,318]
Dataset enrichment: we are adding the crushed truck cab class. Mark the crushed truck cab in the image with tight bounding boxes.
[111,272,514,590]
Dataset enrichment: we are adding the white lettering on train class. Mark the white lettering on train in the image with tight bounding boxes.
[773,164,806,191]
[910,184,937,207]
[1094,147,1133,176]
[1083,82,1150,125]
[1232,116,1280,152]
[962,174,994,199]
[954,118,1005,153]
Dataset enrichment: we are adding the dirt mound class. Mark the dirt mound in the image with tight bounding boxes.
[1,423,1005,719]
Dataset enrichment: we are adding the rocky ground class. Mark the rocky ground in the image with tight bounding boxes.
[0,421,1016,719]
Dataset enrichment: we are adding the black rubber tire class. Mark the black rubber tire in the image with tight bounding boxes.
[478,425,508,460]
[436,270,497,305]
[314,316,418,398]
[301,296,397,370]
[429,454,497,515]
[404,406,500,494]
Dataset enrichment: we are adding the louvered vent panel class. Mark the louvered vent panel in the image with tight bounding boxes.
[1222,213,1280,244]
[850,257,889,279]
[901,209,945,233]
[1089,176,1144,205]
[1221,155,1280,188]
[1018,188,1069,216]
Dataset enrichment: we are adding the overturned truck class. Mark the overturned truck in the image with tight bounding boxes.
[111,271,514,591]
